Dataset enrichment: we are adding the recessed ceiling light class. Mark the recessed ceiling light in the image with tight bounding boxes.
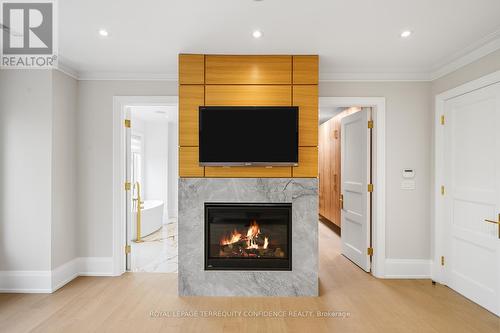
[252,30,262,39]
[400,30,412,38]
[98,29,109,37]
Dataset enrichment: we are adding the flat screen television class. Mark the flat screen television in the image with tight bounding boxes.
[199,106,299,166]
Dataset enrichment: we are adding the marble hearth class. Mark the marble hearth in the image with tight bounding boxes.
[178,178,318,296]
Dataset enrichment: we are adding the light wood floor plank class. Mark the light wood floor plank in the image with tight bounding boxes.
[0,221,498,333]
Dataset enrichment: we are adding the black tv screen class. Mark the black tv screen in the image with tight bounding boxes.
[199,106,298,166]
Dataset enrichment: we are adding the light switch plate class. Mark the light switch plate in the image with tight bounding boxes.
[401,180,416,190]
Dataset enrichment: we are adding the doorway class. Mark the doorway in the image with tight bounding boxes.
[126,106,178,272]
[112,96,179,276]
[318,97,386,277]
[435,76,500,315]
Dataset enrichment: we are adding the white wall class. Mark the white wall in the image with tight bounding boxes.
[51,70,78,269]
[320,82,432,260]
[0,69,78,273]
[167,120,178,218]
[137,117,169,220]
[77,81,177,257]
[0,70,53,271]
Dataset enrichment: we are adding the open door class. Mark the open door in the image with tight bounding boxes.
[125,108,132,271]
[340,109,372,272]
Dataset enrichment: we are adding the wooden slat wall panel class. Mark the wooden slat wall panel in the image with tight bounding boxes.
[293,147,318,177]
[179,54,318,178]
[318,108,362,227]
[206,55,292,84]
[293,55,319,84]
[205,166,292,178]
[179,147,204,177]
[205,85,292,106]
[330,117,340,226]
[293,85,318,147]
[179,85,204,146]
[319,119,336,225]
[318,124,326,213]
[179,54,205,84]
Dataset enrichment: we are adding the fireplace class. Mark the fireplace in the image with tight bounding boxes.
[205,203,292,271]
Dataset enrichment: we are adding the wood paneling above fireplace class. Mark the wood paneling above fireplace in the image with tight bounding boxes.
[178,54,318,178]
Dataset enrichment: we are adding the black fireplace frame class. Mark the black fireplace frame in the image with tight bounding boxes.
[204,203,292,271]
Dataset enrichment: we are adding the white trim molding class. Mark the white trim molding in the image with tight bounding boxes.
[79,71,178,81]
[429,29,500,81]
[319,71,431,82]
[384,259,432,279]
[0,270,52,293]
[56,31,500,83]
[433,69,500,284]
[0,257,114,293]
[112,96,179,276]
[319,97,386,278]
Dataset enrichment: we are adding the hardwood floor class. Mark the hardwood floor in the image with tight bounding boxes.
[0,221,498,333]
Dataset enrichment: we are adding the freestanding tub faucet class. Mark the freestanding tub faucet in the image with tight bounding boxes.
[133,182,144,242]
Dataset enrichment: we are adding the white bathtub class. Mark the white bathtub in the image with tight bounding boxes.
[132,200,164,239]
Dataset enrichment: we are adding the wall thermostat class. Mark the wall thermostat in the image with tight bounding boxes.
[402,169,415,179]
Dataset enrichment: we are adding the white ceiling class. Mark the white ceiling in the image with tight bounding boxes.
[58,0,500,80]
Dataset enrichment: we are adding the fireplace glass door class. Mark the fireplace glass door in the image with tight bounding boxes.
[205,203,292,270]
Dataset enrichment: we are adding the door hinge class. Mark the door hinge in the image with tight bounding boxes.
[441,256,445,266]
[367,247,374,256]
[125,182,131,191]
[124,119,131,128]
[125,244,131,254]
[368,183,374,192]
[440,115,445,125]
[441,185,445,196]
[339,194,344,210]
[368,120,374,129]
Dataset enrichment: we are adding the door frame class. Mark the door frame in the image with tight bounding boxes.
[319,97,386,278]
[433,70,500,284]
[112,96,178,276]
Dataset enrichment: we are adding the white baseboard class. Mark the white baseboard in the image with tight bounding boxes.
[0,270,52,293]
[384,259,432,279]
[0,257,114,293]
[51,258,80,292]
[78,257,114,276]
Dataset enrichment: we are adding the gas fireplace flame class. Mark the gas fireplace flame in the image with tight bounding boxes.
[220,229,242,246]
[219,220,270,250]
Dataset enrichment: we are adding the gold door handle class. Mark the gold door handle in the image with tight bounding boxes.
[485,214,500,239]
[484,213,500,224]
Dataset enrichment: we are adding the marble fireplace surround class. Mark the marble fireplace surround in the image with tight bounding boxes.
[178,178,318,296]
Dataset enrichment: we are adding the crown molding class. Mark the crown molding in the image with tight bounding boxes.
[78,71,178,81]
[56,31,500,83]
[55,62,79,80]
[319,71,431,82]
[429,28,500,81]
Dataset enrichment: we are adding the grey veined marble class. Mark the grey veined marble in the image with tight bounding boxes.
[178,178,318,296]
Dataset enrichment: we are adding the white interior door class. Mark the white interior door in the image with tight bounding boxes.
[341,109,371,272]
[443,82,500,315]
